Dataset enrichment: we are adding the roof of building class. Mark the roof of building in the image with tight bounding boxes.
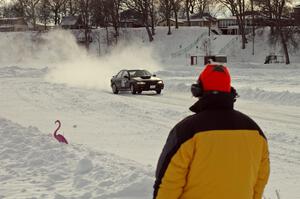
[0,17,25,21]
[61,16,79,26]
[120,9,143,20]
[0,17,27,26]
[190,12,215,19]
[218,16,238,20]
[189,18,209,22]
[218,15,260,20]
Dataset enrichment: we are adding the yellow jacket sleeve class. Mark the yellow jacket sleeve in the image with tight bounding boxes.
[253,140,270,199]
[156,139,195,199]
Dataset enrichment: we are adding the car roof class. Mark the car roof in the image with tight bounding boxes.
[128,69,144,71]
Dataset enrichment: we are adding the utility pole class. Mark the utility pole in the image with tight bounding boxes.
[151,0,155,35]
[208,18,211,55]
[251,0,255,55]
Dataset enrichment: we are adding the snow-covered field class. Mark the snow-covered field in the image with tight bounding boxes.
[0,28,299,198]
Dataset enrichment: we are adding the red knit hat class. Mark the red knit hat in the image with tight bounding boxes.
[198,64,231,93]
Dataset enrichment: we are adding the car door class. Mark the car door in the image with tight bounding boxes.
[114,70,124,89]
[120,70,130,89]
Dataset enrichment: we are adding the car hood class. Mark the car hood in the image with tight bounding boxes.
[132,77,162,81]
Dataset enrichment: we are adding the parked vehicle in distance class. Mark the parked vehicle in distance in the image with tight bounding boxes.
[111,69,164,95]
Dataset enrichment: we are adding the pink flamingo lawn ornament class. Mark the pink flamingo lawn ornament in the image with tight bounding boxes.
[53,120,68,144]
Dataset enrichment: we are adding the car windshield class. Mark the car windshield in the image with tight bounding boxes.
[129,70,152,77]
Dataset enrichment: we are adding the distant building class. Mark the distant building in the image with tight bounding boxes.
[0,17,28,32]
[218,16,256,35]
[186,17,217,27]
[188,13,217,27]
[158,13,217,28]
[60,16,84,29]
[217,17,240,35]
[119,9,144,27]
[27,22,54,31]
[157,18,184,26]
[292,5,300,25]
[119,19,144,28]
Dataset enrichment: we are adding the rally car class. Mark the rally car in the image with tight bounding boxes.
[111,69,164,94]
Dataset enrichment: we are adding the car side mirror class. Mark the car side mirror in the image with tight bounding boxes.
[124,75,129,79]
[153,74,156,77]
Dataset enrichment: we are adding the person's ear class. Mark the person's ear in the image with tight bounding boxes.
[191,81,203,97]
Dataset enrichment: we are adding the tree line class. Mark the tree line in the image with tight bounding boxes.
[0,0,298,64]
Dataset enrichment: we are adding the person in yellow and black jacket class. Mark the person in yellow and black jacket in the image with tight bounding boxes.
[153,64,270,199]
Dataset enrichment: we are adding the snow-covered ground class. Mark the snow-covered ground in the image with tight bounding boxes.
[0,28,299,198]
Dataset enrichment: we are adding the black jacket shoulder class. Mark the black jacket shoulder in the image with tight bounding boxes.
[173,109,266,140]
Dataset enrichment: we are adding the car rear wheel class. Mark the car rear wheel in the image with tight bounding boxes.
[156,89,161,94]
[131,84,136,94]
[112,84,119,94]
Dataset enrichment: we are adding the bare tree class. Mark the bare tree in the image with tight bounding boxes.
[159,0,172,34]
[0,0,4,16]
[104,0,121,43]
[48,0,68,25]
[90,0,103,27]
[78,0,92,49]
[272,0,292,64]
[63,0,80,15]
[253,0,275,34]
[194,0,209,16]
[18,0,41,30]
[185,0,191,26]
[171,0,182,29]
[125,0,154,42]
[254,0,293,64]
[38,0,51,29]
[219,0,248,49]
[150,0,157,35]
[90,0,121,45]
[1,1,25,17]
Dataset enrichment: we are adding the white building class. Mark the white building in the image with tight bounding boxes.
[0,17,28,32]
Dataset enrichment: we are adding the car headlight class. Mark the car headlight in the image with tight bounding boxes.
[137,82,146,85]
[158,80,163,84]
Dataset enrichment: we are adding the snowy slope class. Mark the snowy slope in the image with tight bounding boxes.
[221,27,300,63]
[0,28,300,198]
[0,118,154,199]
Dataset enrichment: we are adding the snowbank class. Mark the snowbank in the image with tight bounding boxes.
[238,87,300,107]
[0,118,154,199]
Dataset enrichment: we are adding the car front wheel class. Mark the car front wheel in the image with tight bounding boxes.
[112,84,119,94]
[131,84,136,94]
[156,89,161,94]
